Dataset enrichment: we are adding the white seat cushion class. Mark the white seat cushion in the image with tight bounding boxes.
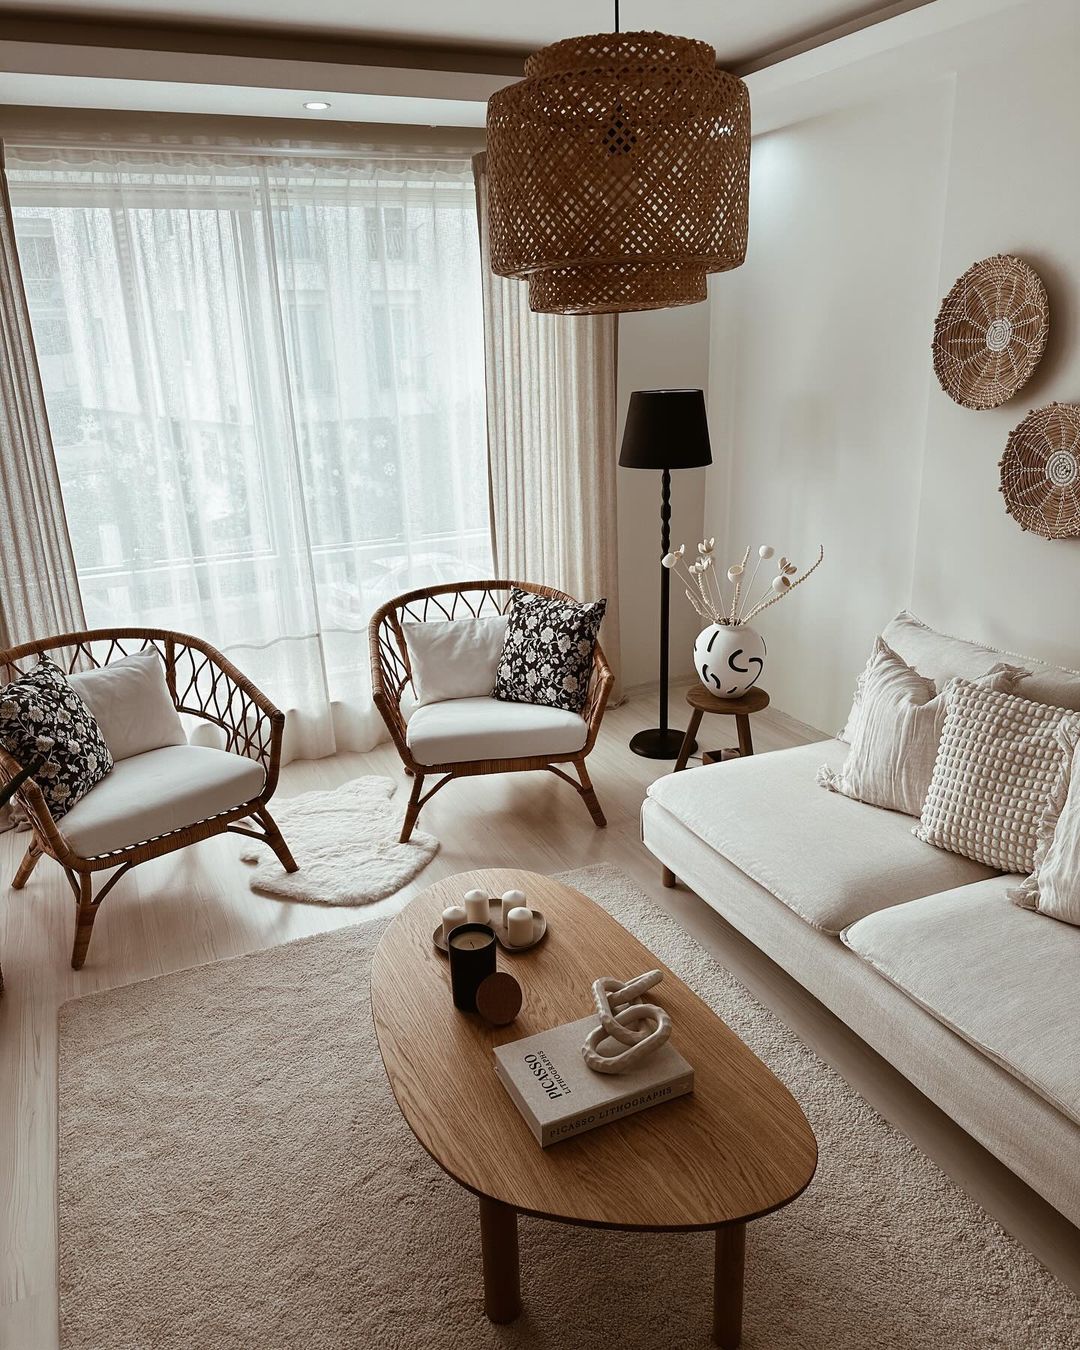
[405,695,587,766]
[57,744,266,858]
[645,740,997,934]
[842,876,1080,1127]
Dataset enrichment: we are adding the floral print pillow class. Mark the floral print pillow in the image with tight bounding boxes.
[493,589,607,715]
[0,657,113,819]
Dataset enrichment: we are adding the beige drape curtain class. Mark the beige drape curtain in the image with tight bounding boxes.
[0,142,85,649]
[473,153,622,697]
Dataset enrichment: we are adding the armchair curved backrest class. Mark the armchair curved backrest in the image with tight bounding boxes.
[368,580,614,770]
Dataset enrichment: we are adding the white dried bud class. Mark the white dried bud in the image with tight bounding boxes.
[772,575,791,593]
[758,545,774,560]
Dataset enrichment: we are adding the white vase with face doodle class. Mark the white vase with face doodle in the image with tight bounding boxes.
[694,623,766,697]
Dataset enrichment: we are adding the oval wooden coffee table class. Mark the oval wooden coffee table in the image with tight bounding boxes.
[371,869,817,1347]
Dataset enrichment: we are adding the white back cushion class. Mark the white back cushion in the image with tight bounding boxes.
[840,610,1080,739]
[402,615,509,708]
[70,651,187,761]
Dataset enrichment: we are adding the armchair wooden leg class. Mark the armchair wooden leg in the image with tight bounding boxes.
[573,758,607,829]
[12,839,43,890]
[400,772,426,843]
[71,874,99,971]
[255,807,298,873]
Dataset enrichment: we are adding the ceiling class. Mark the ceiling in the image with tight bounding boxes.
[0,1,923,68]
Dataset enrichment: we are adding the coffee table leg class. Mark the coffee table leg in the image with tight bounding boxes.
[713,1222,746,1348]
[479,1197,521,1323]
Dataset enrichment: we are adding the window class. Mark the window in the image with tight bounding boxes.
[9,148,490,757]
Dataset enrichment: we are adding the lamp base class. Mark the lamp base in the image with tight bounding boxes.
[628,728,695,760]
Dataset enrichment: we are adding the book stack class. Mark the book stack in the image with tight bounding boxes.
[493,1014,694,1147]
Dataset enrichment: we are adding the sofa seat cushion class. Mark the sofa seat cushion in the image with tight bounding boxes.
[645,740,997,934]
[405,696,587,766]
[57,744,266,858]
[842,876,1080,1127]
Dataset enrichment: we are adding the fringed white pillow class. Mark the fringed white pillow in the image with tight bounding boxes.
[819,638,1025,818]
[914,680,1080,873]
[1011,723,1080,925]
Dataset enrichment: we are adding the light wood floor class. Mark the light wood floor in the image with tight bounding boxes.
[2,684,1079,1348]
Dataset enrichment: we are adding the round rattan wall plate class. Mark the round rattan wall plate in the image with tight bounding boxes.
[932,254,1049,410]
[1000,402,1080,539]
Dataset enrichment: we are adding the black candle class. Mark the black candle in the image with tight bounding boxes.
[447,923,497,1012]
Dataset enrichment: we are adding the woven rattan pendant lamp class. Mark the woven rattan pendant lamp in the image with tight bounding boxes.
[485,2,751,315]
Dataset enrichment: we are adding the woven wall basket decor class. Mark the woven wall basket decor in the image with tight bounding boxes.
[485,31,751,316]
[1000,403,1080,539]
[932,254,1049,410]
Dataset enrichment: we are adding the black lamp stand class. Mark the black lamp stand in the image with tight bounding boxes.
[629,467,697,760]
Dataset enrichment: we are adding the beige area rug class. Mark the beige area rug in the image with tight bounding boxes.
[238,774,437,904]
[58,864,1079,1349]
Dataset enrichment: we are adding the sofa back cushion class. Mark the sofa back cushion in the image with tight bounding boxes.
[70,650,187,761]
[840,610,1080,739]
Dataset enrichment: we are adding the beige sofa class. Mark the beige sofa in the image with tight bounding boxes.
[641,613,1080,1229]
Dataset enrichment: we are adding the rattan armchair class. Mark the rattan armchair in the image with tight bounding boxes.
[0,628,297,970]
[370,581,614,842]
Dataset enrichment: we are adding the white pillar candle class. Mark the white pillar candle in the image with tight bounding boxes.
[463,889,490,924]
[441,904,467,943]
[506,906,533,947]
[500,889,527,927]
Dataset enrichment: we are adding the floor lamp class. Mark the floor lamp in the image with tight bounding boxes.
[619,388,713,759]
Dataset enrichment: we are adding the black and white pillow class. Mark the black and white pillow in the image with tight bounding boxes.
[493,589,607,715]
[0,657,113,819]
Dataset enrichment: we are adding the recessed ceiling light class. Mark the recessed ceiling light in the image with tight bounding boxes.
[303,100,331,111]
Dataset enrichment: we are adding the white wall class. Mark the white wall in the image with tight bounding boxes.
[617,305,710,690]
[705,0,1080,733]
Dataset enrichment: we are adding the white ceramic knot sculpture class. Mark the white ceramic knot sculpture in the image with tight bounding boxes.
[581,969,671,1075]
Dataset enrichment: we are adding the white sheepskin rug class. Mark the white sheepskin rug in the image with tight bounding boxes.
[238,776,438,905]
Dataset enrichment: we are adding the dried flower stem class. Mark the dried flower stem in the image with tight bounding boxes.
[741,555,766,623]
[684,587,713,622]
[730,545,750,624]
[742,545,825,623]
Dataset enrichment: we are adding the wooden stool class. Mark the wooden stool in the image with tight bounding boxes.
[674,686,770,772]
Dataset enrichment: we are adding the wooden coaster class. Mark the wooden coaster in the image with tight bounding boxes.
[475,971,523,1026]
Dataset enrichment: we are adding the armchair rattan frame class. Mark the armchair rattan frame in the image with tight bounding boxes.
[0,628,297,970]
[369,581,614,843]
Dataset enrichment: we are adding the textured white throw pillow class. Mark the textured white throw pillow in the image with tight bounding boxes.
[914,680,1080,873]
[819,639,1025,817]
[402,615,509,708]
[1011,726,1080,925]
[69,651,187,762]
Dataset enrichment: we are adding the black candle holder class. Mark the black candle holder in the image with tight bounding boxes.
[447,923,497,1012]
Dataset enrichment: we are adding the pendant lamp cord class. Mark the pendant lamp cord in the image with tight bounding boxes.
[614,0,620,33]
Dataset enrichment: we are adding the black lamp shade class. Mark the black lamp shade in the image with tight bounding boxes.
[619,388,713,471]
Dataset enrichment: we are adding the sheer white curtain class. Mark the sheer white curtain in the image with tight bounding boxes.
[6,144,491,761]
